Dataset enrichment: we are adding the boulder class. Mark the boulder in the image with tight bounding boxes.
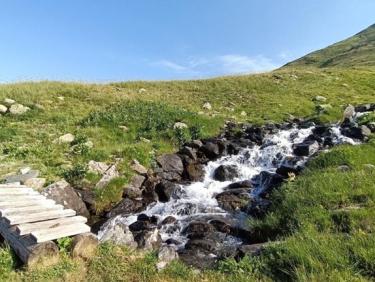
[213,165,239,181]
[256,171,284,197]
[215,189,251,212]
[276,164,299,177]
[107,198,144,218]
[133,227,162,250]
[179,146,197,161]
[42,180,89,217]
[178,249,217,269]
[293,140,319,156]
[130,159,148,175]
[156,154,184,181]
[100,223,137,248]
[88,160,109,175]
[341,125,371,140]
[0,104,7,113]
[155,181,181,202]
[183,221,215,239]
[226,180,253,189]
[128,175,146,190]
[161,216,177,225]
[245,126,265,145]
[184,163,205,182]
[343,104,355,120]
[9,104,30,115]
[24,177,46,190]
[123,186,142,199]
[71,233,98,259]
[5,169,39,184]
[355,103,375,113]
[4,98,15,105]
[157,245,179,270]
[200,142,220,160]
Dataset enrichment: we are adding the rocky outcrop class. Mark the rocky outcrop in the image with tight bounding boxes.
[213,165,239,181]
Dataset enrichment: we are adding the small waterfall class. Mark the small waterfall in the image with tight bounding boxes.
[98,123,359,247]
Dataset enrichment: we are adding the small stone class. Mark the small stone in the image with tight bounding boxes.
[88,160,109,175]
[5,170,40,184]
[130,159,148,175]
[24,178,46,189]
[100,223,138,248]
[0,104,7,113]
[202,102,212,110]
[337,165,351,172]
[71,233,98,259]
[119,125,129,131]
[363,164,375,170]
[240,111,247,116]
[84,141,94,148]
[343,105,355,119]
[157,245,179,270]
[140,137,151,143]
[54,133,75,144]
[4,98,15,105]
[313,95,327,102]
[95,164,120,189]
[9,104,30,115]
[138,88,147,93]
[57,96,65,101]
[173,122,188,129]
[20,167,31,175]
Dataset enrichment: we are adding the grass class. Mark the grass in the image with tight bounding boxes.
[0,66,374,280]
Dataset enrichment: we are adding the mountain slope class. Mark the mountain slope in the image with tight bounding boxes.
[284,23,375,68]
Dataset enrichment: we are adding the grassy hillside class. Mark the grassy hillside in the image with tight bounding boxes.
[284,24,375,68]
[0,66,374,281]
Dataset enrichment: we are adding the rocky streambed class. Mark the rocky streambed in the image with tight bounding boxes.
[98,104,374,269]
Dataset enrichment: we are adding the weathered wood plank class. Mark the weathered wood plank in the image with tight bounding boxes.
[0,188,39,195]
[5,209,76,225]
[0,184,26,188]
[0,199,56,209]
[0,195,47,202]
[31,223,91,243]
[0,219,59,266]
[16,216,88,235]
[0,204,64,217]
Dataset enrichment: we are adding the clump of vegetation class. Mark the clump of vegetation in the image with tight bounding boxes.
[94,177,128,213]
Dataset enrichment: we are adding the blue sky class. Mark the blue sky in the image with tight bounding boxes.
[0,1,374,82]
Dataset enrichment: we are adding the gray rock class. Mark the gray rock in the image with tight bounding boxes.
[337,165,351,172]
[129,175,146,190]
[19,167,31,175]
[293,140,319,156]
[100,223,138,248]
[5,170,39,184]
[9,104,30,115]
[88,160,109,175]
[157,245,179,270]
[215,189,251,212]
[0,104,7,113]
[133,228,162,251]
[203,102,212,110]
[213,165,239,181]
[156,154,184,180]
[107,198,144,218]
[4,98,15,105]
[155,181,181,202]
[343,104,355,119]
[54,133,75,144]
[313,95,327,102]
[95,164,120,189]
[24,178,46,189]
[42,180,89,217]
[363,164,375,170]
[130,159,148,175]
[173,122,188,129]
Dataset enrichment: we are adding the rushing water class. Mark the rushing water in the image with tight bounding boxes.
[98,123,358,247]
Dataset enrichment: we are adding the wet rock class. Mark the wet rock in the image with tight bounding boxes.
[226,180,253,189]
[161,216,177,225]
[209,219,232,234]
[293,140,319,156]
[215,189,251,212]
[141,176,159,205]
[107,198,144,218]
[155,181,181,202]
[5,169,39,184]
[184,163,205,182]
[130,159,148,175]
[200,142,220,160]
[189,139,203,149]
[246,198,272,218]
[341,125,371,140]
[179,146,197,161]
[244,126,265,144]
[157,245,179,270]
[355,103,375,113]
[183,221,215,239]
[256,171,284,197]
[100,223,137,248]
[42,180,89,217]
[133,227,162,250]
[367,122,375,132]
[213,165,239,181]
[165,238,181,245]
[156,154,184,181]
[276,164,299,177]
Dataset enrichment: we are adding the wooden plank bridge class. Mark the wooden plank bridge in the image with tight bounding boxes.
[0,183,92,266]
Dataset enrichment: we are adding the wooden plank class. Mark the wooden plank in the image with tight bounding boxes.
[16,216,88,235]
[0,219,58,266]
[0,188,39,195]
[31,223,91,243]
[0,199,56,209]
[0,195,47,202]
[0,204,64,217]
[5,209,76,225]
[0,184,26,188]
